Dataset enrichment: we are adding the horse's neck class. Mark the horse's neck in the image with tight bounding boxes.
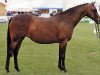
[65,7,86,27]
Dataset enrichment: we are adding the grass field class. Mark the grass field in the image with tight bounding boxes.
[0,22,100,75]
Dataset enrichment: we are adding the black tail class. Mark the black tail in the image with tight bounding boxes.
[7,18,12,56]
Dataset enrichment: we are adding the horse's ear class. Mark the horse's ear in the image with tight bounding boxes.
[91,2,96,10]
[91,2,96,6]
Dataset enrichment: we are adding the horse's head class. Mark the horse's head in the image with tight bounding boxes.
[86,2,100,24]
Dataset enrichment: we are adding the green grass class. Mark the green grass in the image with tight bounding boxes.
[0,22,100,75]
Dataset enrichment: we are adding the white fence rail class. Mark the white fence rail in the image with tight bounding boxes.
[0,16,8,23]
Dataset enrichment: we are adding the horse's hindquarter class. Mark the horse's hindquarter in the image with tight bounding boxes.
[9,14,32,41]
[27,17,59,44]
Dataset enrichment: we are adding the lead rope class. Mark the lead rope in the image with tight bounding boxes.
[95,23,100,38]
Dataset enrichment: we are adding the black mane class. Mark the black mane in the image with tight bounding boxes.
[56,3,88,15]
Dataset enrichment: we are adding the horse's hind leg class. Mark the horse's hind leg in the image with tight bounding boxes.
[5,41,18,72]
[13,38,24,71]
[5,54,10,72]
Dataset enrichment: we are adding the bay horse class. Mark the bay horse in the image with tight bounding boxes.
[5,2,100,72]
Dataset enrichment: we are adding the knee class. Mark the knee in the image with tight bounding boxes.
[13,52,18,56]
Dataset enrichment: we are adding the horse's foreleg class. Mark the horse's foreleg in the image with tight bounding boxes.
[58,39,67,72]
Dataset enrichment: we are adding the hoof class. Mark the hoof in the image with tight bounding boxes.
[5,67,10,73]
[15,67,20,72]
[58,66,67,73]
[63,69,67,72]
[58,65,62,71]
[60,68,67,72]
[6,70,10,73]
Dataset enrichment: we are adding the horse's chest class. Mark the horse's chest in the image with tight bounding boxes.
[58,27,73,41]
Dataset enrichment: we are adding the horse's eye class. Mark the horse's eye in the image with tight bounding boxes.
[92,7,97,12]
[93,9,97,12]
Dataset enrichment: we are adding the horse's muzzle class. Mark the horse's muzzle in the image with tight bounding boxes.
[97,18,100,24]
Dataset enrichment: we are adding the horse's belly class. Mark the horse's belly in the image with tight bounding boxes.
[30,37,58,44]
[27,32,58,44]
[33,39,57,44]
